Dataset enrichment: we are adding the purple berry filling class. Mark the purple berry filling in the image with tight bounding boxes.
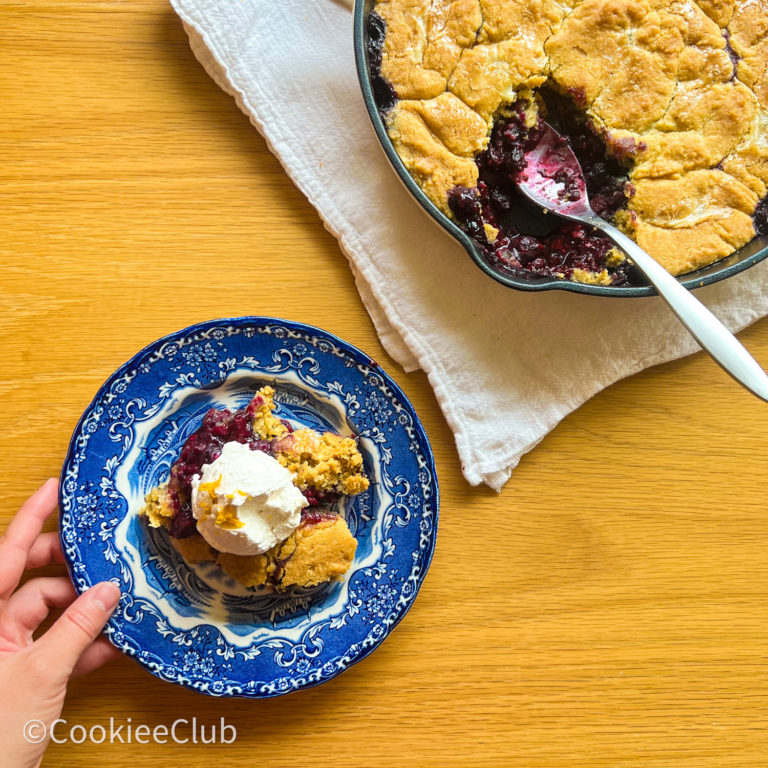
[553,166,584,203]
[448,93,636,284]
[754,196,768,237]
[367,12,397,115]
[723,29,739,81]
[301,507,338,526]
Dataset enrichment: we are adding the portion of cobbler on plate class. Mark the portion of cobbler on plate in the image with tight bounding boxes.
[369,0,768,285]
[140,386,369,592]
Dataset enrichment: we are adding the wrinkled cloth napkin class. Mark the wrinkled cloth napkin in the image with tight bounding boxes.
[170,0,768,490]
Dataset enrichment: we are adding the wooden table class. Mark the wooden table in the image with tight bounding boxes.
[2,2,768,766]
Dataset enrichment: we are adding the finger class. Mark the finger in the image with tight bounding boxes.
[72,636,122,677]
[32,581,120,678]
[25,531,66,570]
[0,577,76,646]
[0,479,59,599]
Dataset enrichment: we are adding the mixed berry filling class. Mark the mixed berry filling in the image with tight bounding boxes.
[301,508,339,526]
[723,29,739,81]
[367,12,397,115]
[448,93,635,285]
[753,197,768,236]
[551,166,584,204]
[166,396,328,539]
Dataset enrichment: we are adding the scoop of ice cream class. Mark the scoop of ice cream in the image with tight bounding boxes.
[190,441,307,556]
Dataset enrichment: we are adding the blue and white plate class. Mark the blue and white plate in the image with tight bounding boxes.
[59,317,438,697]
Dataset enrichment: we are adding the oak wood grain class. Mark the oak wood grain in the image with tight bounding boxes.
[2,2,768,766]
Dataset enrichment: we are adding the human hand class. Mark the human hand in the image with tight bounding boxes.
[0,479,121,768]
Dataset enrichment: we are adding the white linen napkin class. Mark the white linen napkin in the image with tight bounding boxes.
[170,0,768,490]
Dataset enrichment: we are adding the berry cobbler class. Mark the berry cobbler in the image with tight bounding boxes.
[140,386,369,592]
[369,0,768,285]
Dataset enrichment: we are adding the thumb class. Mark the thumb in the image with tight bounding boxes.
[33,581,120,678]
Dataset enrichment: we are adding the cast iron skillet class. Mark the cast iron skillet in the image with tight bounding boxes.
[353,0,768,297]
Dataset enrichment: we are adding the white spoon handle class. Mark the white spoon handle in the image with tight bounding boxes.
[592,217,768,402]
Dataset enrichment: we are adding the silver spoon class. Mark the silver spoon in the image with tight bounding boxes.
[516,120,768,402]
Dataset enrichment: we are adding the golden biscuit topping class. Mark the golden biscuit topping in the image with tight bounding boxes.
[251,385,290,440]
[169,516,357,592]
[273,429,370,496]
[142,484,175,529]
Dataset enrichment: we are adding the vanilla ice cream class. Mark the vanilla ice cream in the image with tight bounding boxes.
[190,441,307,556]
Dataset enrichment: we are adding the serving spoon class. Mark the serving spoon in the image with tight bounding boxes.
[516,120,768,402]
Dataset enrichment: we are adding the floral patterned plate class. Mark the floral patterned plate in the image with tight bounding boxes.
[59,317,438,697]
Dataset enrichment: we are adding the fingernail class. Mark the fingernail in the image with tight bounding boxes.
[89,582,120,613]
